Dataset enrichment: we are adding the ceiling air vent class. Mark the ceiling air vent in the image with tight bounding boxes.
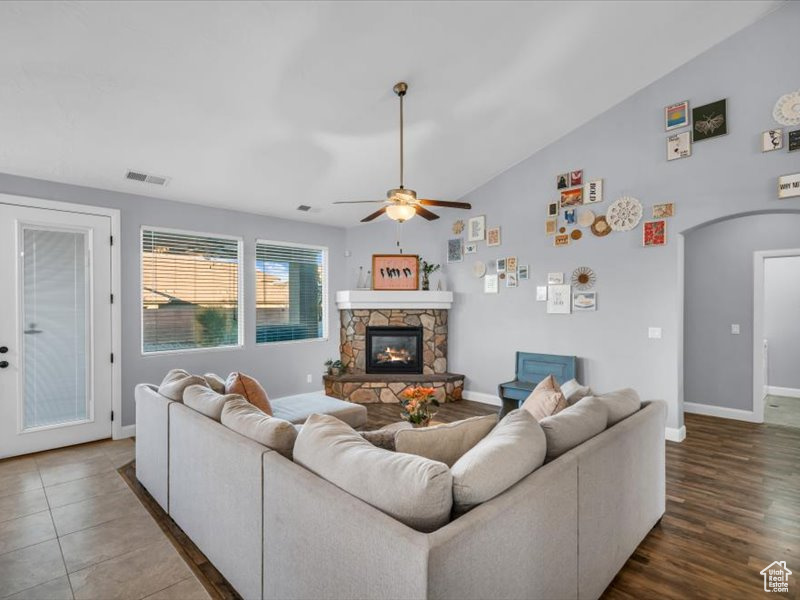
[297,205,312,212]
[125,170,170,186]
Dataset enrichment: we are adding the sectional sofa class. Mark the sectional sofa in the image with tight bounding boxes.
[135,382,666,600]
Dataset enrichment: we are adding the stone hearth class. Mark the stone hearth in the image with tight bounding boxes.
[323,373,464,404]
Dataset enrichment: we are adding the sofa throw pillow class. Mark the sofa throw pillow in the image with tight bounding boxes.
[394,414,498,467]
[203,373,227,395]
[225,372,272,415]
[521,375,567,421]
[183,385,239,422]
[594,388,641,426]
[561,378,592,406]
[221,397,297,459]
[539,396,608,462]
[450,409,546,514]
[157,369,207,402]
[293,413,453,532]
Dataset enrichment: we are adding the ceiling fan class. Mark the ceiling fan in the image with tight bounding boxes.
[333,82,472,223]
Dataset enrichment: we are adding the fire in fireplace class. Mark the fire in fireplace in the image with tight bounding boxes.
[366,326,423,374]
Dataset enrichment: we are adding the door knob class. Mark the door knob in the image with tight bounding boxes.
[0,361,8,369]
[0,346,7,354]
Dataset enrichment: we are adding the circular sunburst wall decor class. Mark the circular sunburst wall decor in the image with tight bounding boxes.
[571,266,596,290]
[607,196,643,231]
[773,90,800,126]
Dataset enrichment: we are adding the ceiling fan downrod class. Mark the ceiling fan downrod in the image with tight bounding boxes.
[393,81,408,190]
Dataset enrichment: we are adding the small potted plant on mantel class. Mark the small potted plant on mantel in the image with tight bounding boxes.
[419,258,440,291]
[324,359,346,377]
[399,386,439,427]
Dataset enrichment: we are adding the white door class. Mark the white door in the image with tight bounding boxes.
[0,203,113,458]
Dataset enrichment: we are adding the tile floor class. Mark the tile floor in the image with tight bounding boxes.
[764,394,800,429]
[0,439,211,600]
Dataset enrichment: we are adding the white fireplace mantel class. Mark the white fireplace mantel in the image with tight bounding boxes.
[335,290,453,310]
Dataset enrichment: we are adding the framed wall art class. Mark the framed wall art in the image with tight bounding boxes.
[560,187,583,207]
[778,173,800,199]
[447,238,463,263]
[372,254,419,290]
[573,292,597,312]
[547,272,564,284]
[762,129,783,152]
[548,202,559,216]
[570,170,583,186]
[467,215,486,241]
[464,242,478,254]
[665,100,689,131]
[584,179,603,204]
[545,217,558,235]
[547,284,572,314]
[554,234,570,247]
[557,173,570,190]
[519,265,529,280]
[642,220,667,247]
[506,257,518,272]
[497,258,506,273]
[667,131,691,160]
[564,208,577,224]
[506,272,518,288]
[653,203,674,218]
[484,274,499,294]
[486,227,501,246]
[536,286,548,301]
[789,129,800,152]
[692,99,727,142]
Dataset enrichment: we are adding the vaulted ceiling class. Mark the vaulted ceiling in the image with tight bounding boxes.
[0,1,782,226]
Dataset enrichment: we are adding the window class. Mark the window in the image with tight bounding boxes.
[142,228,242,353]
[255,241,327,343]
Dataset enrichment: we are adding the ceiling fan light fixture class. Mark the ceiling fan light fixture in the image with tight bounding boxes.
[386,203,416,222]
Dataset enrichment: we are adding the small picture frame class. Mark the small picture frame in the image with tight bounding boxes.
[557,173,570,190]
[447,238,463,263]
[536,286,548,301]
[372,254,420,290]
[665,100,689,131]
[464,242,478,254]
[789,129,800,152]
[653,203,674,218]
[643,220,667,247]
[547,284,572,314]
[467,215,486,242]
[484,274,499,294]
[762,129,783,152]
[564,208,577,225]
[570,170,583,186]
[560,187,583,207]
[496,258,506,273]
[548,202,559,216]
[486,227,501,247]
[506,257,518,272]
[554,234,570,247]
[584,179,603,204]
[573,291,597,312]
[692,99,727,142]
[506,272,518,288]
[545,217,558,236]
[667,131,691,161]
[778,173,800,199]
[518,265,529,280]
[547,272,564,284]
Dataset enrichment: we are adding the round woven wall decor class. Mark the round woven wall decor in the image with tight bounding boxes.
[606,196,643,231]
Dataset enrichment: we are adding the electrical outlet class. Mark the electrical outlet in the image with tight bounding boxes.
[306,374,313,383]
[731,324,740,335]
[648,327,662,339]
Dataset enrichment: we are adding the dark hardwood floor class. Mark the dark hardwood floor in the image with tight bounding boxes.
[362,398,497,430]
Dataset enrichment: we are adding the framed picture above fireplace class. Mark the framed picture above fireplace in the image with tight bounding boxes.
[372,254,419,290]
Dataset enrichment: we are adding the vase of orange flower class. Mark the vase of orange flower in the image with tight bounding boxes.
[399,386,439,427]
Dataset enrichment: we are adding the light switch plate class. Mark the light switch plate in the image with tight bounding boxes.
[648,327,662,339]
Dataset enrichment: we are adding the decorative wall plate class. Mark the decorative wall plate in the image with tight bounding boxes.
[472,260,487,278]
[606,196,643,231]
[571,266,596,290]
[570,229,582,240]
[578,209,595,227]
[591,215,611,237]
[773,90,800,126]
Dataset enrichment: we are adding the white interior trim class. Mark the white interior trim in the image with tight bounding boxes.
[0,193,123,441]
[119,424,136,439]
[665,426,686,443]
[753,248,800,425]
[683,402,759,423]
[461,390,502,406]
[335,290,454,310]
[766,386,800,399]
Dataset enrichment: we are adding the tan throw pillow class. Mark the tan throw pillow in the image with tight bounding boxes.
[539,396,608,461]
[226,372,272,415]
[204,373,227,394]
[521,375,567,421]
[183,385,238,422]
[293,414,452,532]
[451,409,546,514]
[221,397,297,459]
[561,378,592,406]
[394,414,498,467]
[594,388,641,426]
[158,369,207,402]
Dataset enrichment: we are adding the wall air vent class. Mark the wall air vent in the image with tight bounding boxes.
[297,205,312,211]
[125,170,170,186]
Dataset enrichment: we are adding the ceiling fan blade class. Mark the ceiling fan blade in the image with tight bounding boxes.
[361,207,387,222]
[414,205,440,221]
[333,200,387,205]
[418,199,472,210]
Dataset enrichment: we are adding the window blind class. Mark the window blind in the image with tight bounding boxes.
[142,229,241,353]
[255,242,326,343]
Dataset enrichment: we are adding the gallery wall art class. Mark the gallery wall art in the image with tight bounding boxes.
[653,203,674,218]
[486,227,501,246]
[789,129,800,152]
[773,90,800,126]
[573,292,597,312]
[692,99,727,142]
[447,238,463,263]
[762,129,783,152]
[665,100,689,131]
[372,254,420,290]
[643,220,667,247]
[547,284,572,314]
[584,179,603,204]
[606,196,643,231]
[467,215,486,241]
[667,131,691,160]
[778,173,800,199]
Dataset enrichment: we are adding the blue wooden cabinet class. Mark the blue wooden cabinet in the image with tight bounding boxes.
[498,352,577,416]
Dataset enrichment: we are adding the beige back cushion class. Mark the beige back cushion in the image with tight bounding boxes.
[226,372,272,415]
[521,375,568,421]
[450,409,546,513]
[594,388,641,426]
[539,396,608,461]
[203,373,227,395]
[183,385,238,422]
[561,378,593,406]
[221,397,298,459]
[394,414,498,467]
[158,369,207,402]
[293,414,453,532]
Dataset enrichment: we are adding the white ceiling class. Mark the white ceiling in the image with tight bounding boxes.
[0,1,782,227]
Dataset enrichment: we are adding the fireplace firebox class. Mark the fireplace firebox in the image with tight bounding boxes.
[366,326,423,374]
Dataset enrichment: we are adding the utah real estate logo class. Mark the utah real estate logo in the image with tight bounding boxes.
[761,561,791,593]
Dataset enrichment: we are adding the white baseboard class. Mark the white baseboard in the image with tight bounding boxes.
[461,390,502,407]
[117,424,136,439]
[665,426,686,443]
[766,386,800,399]
[683,402,759,423]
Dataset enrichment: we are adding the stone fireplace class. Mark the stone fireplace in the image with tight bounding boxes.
[324,291,464,404]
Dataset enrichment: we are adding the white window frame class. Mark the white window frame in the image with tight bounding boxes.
[255,239,329,346]
[140,225,244,356]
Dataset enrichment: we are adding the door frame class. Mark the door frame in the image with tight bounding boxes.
[0,193,124,440]
[753,247,800,424]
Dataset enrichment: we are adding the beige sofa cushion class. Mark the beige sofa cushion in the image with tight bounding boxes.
[594,388,641,426]
[226,372,272,415]
[521,375,567,421]
[158,369,207,402]
[394,414,498,467]
[183,385,238,422]
[293,414,452,532]
[204,373,227,394]
[221,397,297,459]
[561,378,593,406]
[450,409,546,513]
[539,397,608,461]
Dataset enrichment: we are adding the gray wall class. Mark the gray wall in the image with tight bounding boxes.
[684,214,800,411]
[345,2,800,431]
[764,255,800,390]
[0,172,347,426]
